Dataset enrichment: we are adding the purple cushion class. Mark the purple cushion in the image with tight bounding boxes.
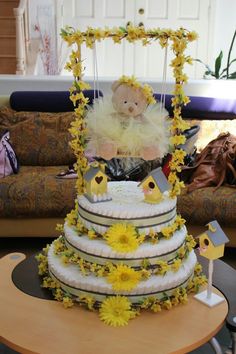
[154,94,236,120]
[10,90,103,112]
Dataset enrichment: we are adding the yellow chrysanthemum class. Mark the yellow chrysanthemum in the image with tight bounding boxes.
[99,296,136,327]
[104,224,140,253]
[107,264,141,291]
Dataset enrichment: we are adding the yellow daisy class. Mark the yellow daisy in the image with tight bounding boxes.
[107,264,141,291]
[104,224,140,253]
[99,296,136,327]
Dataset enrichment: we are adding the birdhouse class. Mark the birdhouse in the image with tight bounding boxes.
[138,167,171,204]
[198,220,229,260]
[84,163,111,203]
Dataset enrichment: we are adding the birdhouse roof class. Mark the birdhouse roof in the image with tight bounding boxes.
[138,167,171,192]
[205,220,229,246]
[84,166,106,182]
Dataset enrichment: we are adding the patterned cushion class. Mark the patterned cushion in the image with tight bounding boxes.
[0,166,76,218]
[177,186,236,226]
[0,107,76,166]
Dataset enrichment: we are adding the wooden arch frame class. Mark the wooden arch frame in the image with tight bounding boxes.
[61,25,198,197]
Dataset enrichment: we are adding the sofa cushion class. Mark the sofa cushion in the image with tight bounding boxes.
[0,107,76,166]
[154,94,236,120]
[0,166,76,218]
[177,186,236,226]
[10,90,103,112]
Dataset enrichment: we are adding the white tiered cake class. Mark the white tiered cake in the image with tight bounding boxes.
[38,177,205,326]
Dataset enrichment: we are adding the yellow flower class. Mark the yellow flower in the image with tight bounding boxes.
[118,75,155,105]
[178,245,186,259]
[104,223,140,253]
[175,215,185,228]
[171,258,182,272]
[155,261,169,275]
[88,229,97,239]
[151,302,162,313]
[79,258,87,276]
[186,234,196,250]
[55,223,64,232]
[179,293,188,304]
[80,295,95,310]
[107,264,141,291]
[99,296,136,327]
[38,262,48,276]
[162,299,172,310]
[161,225,173,239]
[187,31,198,41]
[168,172,178,185]
[66,209,77,226]
[62,296,74,308]
[194,263,203,275]
[54,288,64,301]
[140,269,151,280]
[171,296,179,306]
[170,135,186,146]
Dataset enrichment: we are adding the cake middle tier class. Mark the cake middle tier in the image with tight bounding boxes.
[77,181,177,235]
[64,223,187,267]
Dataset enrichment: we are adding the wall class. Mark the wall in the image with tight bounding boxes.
[211,0,236,70]
[27,0,236,78]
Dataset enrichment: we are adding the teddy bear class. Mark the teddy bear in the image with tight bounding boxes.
[85,76,170,161]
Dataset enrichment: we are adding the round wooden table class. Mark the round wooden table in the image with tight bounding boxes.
[0,253,228,354]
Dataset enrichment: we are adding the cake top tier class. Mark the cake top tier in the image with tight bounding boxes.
[78,181,176,218]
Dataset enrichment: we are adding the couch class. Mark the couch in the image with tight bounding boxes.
[0,91,236,247]
[0,90,101,238]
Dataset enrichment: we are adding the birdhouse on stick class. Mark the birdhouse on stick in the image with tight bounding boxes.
[198,220,229,260]
[195,220,229,307]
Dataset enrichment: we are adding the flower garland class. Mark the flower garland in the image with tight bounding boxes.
[36,246,206,327]
[61,24,198,198]
[50,233,195,282]
[118,75,156,105]
[60,214,186,253]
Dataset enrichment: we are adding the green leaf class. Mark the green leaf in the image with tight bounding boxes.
[119,26,127,33]
[215,51,223,79]
[60,28,68,37]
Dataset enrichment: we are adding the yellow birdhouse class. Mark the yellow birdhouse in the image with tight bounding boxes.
[138,167,171,204]
[84,163,111,203]
[198,220,229,260]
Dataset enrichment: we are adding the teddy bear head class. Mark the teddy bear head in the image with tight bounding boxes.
[111,81,148,118]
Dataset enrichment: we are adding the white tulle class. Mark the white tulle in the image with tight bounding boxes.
[85,96,170,158]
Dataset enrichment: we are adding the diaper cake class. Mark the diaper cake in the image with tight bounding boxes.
[37,26,206,327]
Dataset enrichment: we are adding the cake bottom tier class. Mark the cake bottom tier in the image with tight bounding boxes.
[48,243,197,304]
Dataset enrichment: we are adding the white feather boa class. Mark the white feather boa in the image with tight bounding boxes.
[85,96,170,158]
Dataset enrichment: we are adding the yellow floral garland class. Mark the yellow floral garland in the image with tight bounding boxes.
[59,214,187,253]
[118,75,156,105]
[61,24,198,199]
[36,245,206,326]
[50,234,195,281]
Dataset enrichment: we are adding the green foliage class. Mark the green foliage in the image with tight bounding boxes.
[196,30,236,79]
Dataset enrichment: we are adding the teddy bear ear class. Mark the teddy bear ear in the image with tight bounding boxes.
[111,81,121,92]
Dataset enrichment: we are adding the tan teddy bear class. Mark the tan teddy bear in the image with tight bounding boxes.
[86,76,170,161]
